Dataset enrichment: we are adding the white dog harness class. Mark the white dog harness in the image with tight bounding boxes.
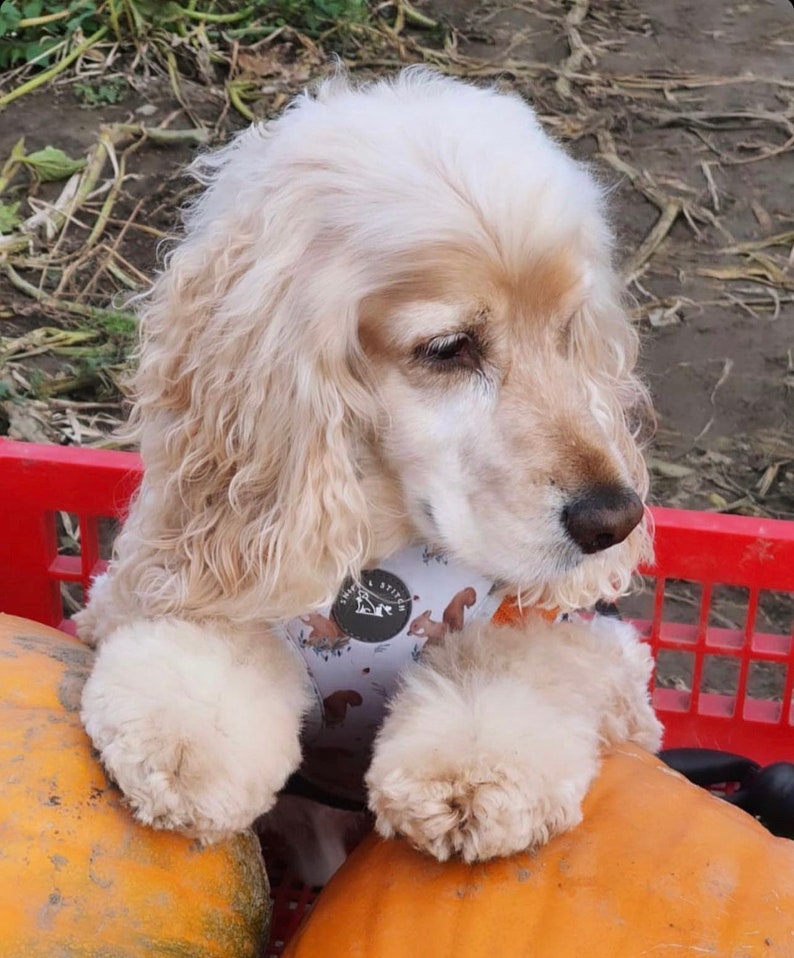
[278,545,560,803]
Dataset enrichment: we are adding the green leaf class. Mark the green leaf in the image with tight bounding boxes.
[150,1,183,24]
[21,146,86,182]
[133,0,171,17]
[74,76,127,106]
[24,35,57,62]
[0,38,26,66]
[21,0,42,18]
[0,200,21,234]
[0,1,22,36]
[65,7,101,33]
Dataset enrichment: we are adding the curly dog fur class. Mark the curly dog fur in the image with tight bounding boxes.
[77,69,661,860]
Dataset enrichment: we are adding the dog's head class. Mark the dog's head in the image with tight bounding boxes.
[130,70,651,620]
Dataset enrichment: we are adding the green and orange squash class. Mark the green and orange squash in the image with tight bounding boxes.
[0,614,269,957]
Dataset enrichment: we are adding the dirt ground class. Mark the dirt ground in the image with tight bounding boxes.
[1,0,792,689]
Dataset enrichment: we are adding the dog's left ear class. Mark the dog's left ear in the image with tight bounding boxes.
[115,126,379,622]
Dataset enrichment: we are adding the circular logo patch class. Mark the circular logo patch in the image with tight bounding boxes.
[332,570,412,643]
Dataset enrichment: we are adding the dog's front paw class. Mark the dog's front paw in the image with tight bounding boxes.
[81,618,309,841]
[367,756,589,862]
[365,662,600,862]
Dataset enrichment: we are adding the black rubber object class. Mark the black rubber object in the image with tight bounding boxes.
[659,747,794,839]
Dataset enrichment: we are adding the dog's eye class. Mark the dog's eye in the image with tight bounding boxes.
[414,332,480,371]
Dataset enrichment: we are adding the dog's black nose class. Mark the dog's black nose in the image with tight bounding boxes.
[563,486,644,555]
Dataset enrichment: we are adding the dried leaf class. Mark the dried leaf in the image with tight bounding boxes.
[647,304,682,328]
[237,52,282,78]
[757,461,788,498]
[648,458,695,479]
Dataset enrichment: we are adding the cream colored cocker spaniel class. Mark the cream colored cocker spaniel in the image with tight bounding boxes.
[76,69,662,864]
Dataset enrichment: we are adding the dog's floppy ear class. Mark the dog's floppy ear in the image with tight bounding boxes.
[114,127,375,621]
[558,245,654,605]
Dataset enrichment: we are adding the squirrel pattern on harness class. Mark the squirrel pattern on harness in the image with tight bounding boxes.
[279,544,561,803]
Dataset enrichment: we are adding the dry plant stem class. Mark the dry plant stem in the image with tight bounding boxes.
[0,138,26,195]
[577,71,794,92]
[47,399,123,410]
[105,217,168,239]
[398,0,438,29]
[45,128,133,266]
[107,0,123,42]
[386,0,438,33]
[228,81,256,121]
[111,124,210,145]
[176,5,255,23]
[0,26,109,109]
[37,369,109,398]
[83,135,148,251]
[697,264,794,292]
[700,162,720,212]
[555,0,591,100]
[596,130,675,212]
[1,262,134,327]
[0,176,82,255]
[595,129,685,279]
[89,196,153,295]
[552,0,682,286]
[105,259,144,290]
[694,358,734,442]
[82,202,150,300]
[18,9,71,28]
[2,124,204,260]
[649,108,794,165]
[1,38,69,86]
[725,231,794,254]
[0,328,99,363]
[623,201,682,283]
[757,462,785,499]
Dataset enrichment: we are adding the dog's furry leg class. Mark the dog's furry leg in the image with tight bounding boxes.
[366,617,661,863]
[80,617,311,842]
[74,572,140,648]
[586,615,664,752]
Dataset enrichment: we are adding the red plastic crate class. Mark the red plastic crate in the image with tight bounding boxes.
[1,438,793,950]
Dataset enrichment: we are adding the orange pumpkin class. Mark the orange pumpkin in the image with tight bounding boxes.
[285,744,794,957]
[0,614,269,956]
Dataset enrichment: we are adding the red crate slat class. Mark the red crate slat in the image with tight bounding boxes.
[641,505,794,592]
[0,440,141,626]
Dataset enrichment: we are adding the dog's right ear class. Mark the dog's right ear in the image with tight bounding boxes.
[111,124,377,623]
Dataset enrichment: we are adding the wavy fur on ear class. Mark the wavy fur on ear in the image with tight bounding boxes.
[543,269,653,611]
[106,121,387,624]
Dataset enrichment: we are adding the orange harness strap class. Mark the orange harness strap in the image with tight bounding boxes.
[491,595,560,627]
